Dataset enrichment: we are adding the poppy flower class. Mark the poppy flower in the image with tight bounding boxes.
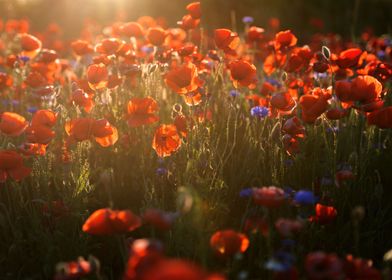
[228,59,258,89]
[146,27,167,46]
[299,88,331,123]
[71,40,94,56]
[123,239,164,280]
[186,2,201,19]
[54,256,99,280]
[210,229,249,258]
[19,33,42,58]
[0,112,28,136]
[0,150,32,182]
[325,108,347,120]
[140,259,206,280]
[282,117,305,138]
[178,15,200,31]
[336,48,362,69]
[350,75,382,103]
[214,29,240,54]
[31,109,57,127]
[305,252,343,280]
[274,30,297,52]
[0,72,13,90]
[82,208,141,235]
[165,63,200,95]
[152,124,182,157]
[26,125,55,145]
[126,97,159,127]
[87,63,108,90]
[183,91,203,106]
[65,118,118,147]
[247,26,265,43]
[252,186,286,208]
[282,134,301,156]
[343,255,381,280]
[275,219,303,237]
[19,143,47,156]
[367,106,392,128]
[310,204,337,225]
[174,114,193,137]
[335,169,354,187]
[270,92,296,115]
[143,209,178,231]
[335,80,352,103]
[72,89,94,113]
[121,22,145,38]
[95,38,124,56]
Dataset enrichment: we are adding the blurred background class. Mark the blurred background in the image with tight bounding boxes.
[0,0,391,38]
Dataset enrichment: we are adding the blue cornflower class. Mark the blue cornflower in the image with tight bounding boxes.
[250,106,269,118]
[27,106,38,114]
[239,188,254,198]
[293,190,317,205]
[141,46,154,54]
[265,78,282,87]
[265,251,295,272]
[242,16,254,24]
[156,167,168,176]
[230,89,239,97]
[19,56,30,63]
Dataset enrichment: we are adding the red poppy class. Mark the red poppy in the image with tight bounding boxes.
[275,218,303,237]
[350,75,382,103]
[65,118,118,147]
[228,59,257,89]
[252,186,286,208]
[152,124,182,157]
[71,40,94,56]
[305,252,343,280]
[0,150,32,182]
[26,125,55,145]
[247,26,265,43]
[72,89,94,113]
[0,72,13,90]
[82,208,141,235]
[143,209,178,231]
[146,27,167,46]
[121,22,145,38]
[0,112,28,136]
[165,63,200,95]
[282,134,301,156]
[270,92,296,115]
[310,204,337,225]
[282,117,305,138]
[19,33,42,58]
[186,2,201,19]
[210,230,249,258]
[126,97,159,127]
[54,256,99,280]
[87,63,108,90]
[343,255,381,280]
[367,106,392,128]
[214,29,240,54]
[140,259,206,280]
[336,48,362,69]
[19,143,47,156]
[274,30,297,52]
[299,88,331,123]
[326,108,347,120]
[123,239,164,280]
[95,38,124,56]
[178,15,200,31]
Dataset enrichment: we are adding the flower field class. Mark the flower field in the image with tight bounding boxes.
[1,1,392,279]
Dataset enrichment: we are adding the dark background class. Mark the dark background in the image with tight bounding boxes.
[0,0,391,38]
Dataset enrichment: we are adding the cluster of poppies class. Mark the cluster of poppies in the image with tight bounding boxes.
[1,0,392,279]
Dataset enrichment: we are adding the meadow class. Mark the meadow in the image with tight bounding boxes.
[0,1,392,279]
